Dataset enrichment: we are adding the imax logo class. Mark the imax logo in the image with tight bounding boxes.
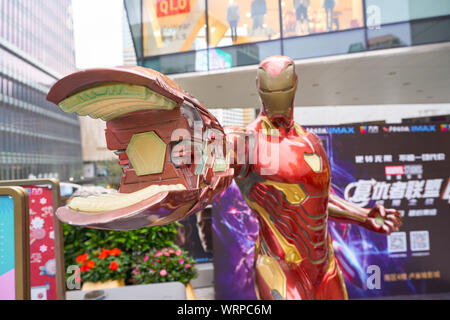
[329,127,355,134]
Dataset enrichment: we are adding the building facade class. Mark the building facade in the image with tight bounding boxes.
[123,8,138,66]
[124,0,450,127]
[124,0,450,74]
[0,0,82,181]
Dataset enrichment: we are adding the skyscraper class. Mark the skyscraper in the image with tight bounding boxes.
[0,0,82,181]
[123,8,137,67]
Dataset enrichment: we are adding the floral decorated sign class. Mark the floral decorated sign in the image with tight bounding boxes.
[24,185,58,300]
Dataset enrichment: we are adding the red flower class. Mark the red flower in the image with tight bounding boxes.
[85,260,95,270]
[80,264,88,272]
[109,261,119,271]
[99,250,109,259]
[110,248,122,256]
[76,253,88,264]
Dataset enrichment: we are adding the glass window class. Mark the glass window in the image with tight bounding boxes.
[410,16,450,46]
[125,0,144,59]
[281,0,364,38]
[367,22,412,50]
[283,28,365,60]
[142,0,207,56]
[365,0,450,26]
[409,0,450,20]
[208,40,282,70]
[208,0,281,47]
[143,50,200,74]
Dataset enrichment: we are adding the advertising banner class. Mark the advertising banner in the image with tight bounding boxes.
[212,122,450,299]
[0,180,64,300]
[156,0,191,17]
[143,0,206,56]
[207,0,281,47]
[281,0,364,38]
[175,206,214,263]
[306,123,450,298]
[0,187,30,300]
[24,185,58,300]
[212,182,259,300]
[0,195,16,300]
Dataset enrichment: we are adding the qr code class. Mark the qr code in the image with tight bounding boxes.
[410,231,430,251]
[387,232,407,253]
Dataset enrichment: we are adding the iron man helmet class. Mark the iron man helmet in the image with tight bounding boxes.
[257,56,298,120]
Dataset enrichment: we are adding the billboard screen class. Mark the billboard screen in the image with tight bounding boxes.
[0,196,16,300]
[143,0,207,56]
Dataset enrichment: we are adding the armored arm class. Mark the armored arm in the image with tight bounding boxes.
[224,126,256,180]
[47,66,234,230]
[328,194,402,235]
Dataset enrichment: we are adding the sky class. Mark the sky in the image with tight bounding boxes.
[72,0,124,69]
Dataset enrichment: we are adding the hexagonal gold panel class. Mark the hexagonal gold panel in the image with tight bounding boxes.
[126,131,166,176]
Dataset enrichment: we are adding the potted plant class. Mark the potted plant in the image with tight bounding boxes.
[76,247,131,290]
[131,245,198,298]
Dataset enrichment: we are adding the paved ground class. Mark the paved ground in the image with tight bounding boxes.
[193,286,215,300]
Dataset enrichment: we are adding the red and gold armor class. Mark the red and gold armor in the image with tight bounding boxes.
[47,56,401,300]
[229,56,343,299]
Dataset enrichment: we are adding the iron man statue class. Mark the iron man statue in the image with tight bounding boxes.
[47,56,401,300]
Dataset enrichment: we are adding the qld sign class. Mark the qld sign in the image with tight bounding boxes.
[156,0,191,17]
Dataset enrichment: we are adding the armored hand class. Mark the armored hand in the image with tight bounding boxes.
[328,194,402,235]
[47,67,233,230]
[364,203,402,235]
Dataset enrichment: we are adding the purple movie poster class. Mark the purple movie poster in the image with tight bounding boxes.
[212,181,258,300]
[212,122,450,299]
[308,123,450,298]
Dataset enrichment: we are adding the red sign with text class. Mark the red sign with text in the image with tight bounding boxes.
[24,186,57,300]
[385,165,405,176]
[156,0,191,17]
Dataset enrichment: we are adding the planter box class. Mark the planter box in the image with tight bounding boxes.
[81,280,125,291]
[66,282,192,300]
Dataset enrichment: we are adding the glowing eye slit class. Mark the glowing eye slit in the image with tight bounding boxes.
[259,86,295,94]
